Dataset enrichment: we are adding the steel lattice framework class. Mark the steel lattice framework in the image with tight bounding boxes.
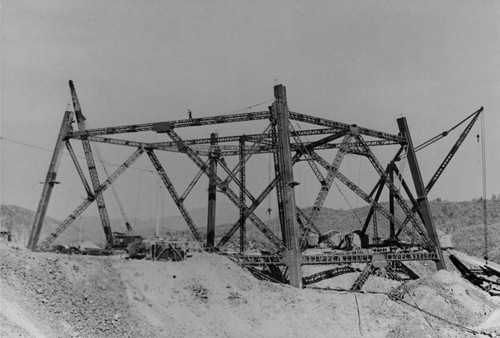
[29,81,482,289]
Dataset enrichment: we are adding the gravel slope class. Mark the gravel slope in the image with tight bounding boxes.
[1,242,499,337]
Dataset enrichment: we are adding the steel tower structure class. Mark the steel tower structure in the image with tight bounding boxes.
[29,81,482,289]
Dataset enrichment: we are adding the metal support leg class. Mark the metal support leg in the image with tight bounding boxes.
[389,169,395,239]
[397,117,446,270]
[207,133,219,248]
[65,141,93,197]
[239,137,246,253]
[350,263,376,291]
[28,111,74,249]
[271,84,302,288]
[69,81,113,246]
[373,212,379,245]
[147,150,203,243]
[361,177,385,236]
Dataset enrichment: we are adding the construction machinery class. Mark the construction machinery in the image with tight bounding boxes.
[111,231,142,250]
[126,237,147,259]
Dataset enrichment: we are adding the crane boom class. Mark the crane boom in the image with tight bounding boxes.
[425,107,483,193]
[394,108,483,239]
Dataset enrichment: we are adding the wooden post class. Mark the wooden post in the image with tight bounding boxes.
[397,117,446,270]
[28,111,74,249]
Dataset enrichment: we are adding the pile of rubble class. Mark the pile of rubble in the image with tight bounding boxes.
[0,242,154,337]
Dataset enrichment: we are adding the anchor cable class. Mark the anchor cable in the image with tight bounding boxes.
[480,111,488,263]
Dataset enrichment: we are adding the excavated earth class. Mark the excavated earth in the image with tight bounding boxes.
[1,241,500,338]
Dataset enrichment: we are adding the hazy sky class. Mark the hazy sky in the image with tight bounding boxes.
[1,1,499,228]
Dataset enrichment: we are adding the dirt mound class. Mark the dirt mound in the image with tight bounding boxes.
[389,269,498,337]
[117,253,499,337]
[0,242,155,337]
[1,242,499,338]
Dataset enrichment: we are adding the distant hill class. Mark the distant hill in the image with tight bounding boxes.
[1,197,498,262]
[0,203,267,247]
[0,205,80,246]
[430,198,500,264]
[67,203,269,241]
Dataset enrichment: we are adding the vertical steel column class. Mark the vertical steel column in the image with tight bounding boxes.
[28,111,74,249]
[397,117,446,270]
[361,147,404,236]
[389,169,395,239]
[372,212,379,245]
[361,177,385,235]
[271,84,302,287]
[271,126,286,238]
[239,137,246,252]
[206,132,218,248]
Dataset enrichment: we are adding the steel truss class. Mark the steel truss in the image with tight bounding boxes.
[29,81,480,289]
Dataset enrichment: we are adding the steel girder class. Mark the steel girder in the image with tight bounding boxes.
[68,132,400,156]
[68,111,271,137]
[147,150,204,243]
[70,81,113,246]
[226,251,439,266]
[28,111,74,250]
[303,266,357,286]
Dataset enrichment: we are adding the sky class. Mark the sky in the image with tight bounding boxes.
[1,0,499,228]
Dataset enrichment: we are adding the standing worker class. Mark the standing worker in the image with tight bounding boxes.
[188,109,192,120]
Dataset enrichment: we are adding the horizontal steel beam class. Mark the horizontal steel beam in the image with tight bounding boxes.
[289,111,406,143]
[68,112,404,148]
[225,251,438,266]
[150,127,343,147]
[68,134,400,158]
[68,111,271,137]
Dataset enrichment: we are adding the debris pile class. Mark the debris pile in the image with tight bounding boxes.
[0,242,154,337]
[387,269,499,337]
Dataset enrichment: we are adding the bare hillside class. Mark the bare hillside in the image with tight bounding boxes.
[1,241,500,337]
[2,197,499,262]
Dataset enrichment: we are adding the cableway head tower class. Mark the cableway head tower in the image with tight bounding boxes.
[29,81,483,289]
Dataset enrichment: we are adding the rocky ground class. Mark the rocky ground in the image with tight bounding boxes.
[0,243,155,337]
[1,241,499,338]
